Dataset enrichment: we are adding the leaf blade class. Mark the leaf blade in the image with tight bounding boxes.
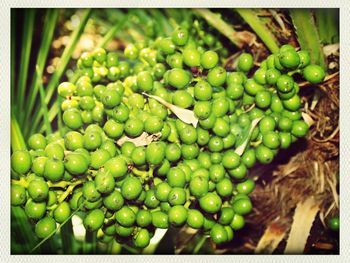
[289,9,326,69]
[236,9,280,54]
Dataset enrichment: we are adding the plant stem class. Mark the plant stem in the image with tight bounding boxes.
[236,9,280,53]
[30,201,86,253]
[193,235,208,254]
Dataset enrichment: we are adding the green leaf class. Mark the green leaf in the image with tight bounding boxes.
[97,14,129,48]
[289,9,326,69]
[11,113,37,253]
[36,66,53,135]
[11,11,16,113]
[11,206,37,253]
[235,117,262,156]
[61,219,78,254]
[236,9,280,53]
[83,230,97,254]
[17,9,35,123]
[25,9,58,133]
[193,8,245,48]
[39,101,59,134]
[11,112,27,152]
[29,9,92,136]
[314,8,339,45]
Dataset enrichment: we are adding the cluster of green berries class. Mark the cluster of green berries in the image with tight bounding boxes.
[11,26,326,248]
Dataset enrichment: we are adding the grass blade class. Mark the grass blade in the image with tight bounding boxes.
[289,9,326,69]
[11,10,16,112]
[97,13,129,48]
[314,8,339,45]
[11,112,27,152]
[17,9,35,123]
[31,201,85,253]
[11,114,38,253]
[11,207,38,253]
[45,9,92,107]
[236,9,280,53]
[61,219,77,254]
[193,8,246,48]
[24,9,58,136]
[39,101,59,134]
[36,66,53,135]
[148,9,173,36]
[29,9,92,135]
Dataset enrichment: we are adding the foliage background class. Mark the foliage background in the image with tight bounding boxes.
[11,8,339,254]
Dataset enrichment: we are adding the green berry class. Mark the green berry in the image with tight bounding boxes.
[64,153,89,175]
[291,120,309,138]
[172,27,189,46]
[133,228,151,248]
[95,170,115,194]
[121,177,142,200]
[255,145,274,164]
[210,224,228,244]
[303,64,326,84]
[238,53,253,72]
[216,178,234,197]
[187,209,204,229]
[27,179,49,202]
[199,192,222,213]
[278,49,300,69]
[11,184,27,206]
[103,190,124,211]
[104,157,128,178]
[84,209,105,231]
[35,217,57,239]
[24,199,46,220]
[44,158,64,182]
[115,206,136,227]
[207,66,227,87]
[53,201,71,223]
[28,134,47,150]
[136,210,152,227]
[327,216,339,231]
[201,50,219,69]
[167,68,191,89]
[11,150,32,174]
[232,198,252,215]
[168,205,187,226]
[168,187,187,206]
[183,48,201,67]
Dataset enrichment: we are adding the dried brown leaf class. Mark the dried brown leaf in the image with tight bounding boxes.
[284,196,320,254]
[143,93,198,127]
[235,117,262,156]
[116,132,161,147]
[255,220,289,254]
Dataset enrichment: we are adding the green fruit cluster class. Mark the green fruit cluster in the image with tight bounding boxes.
[11,27,325,248]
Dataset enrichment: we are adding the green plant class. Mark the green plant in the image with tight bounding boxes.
[11,8,333,255]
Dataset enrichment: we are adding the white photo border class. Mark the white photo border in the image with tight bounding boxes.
[0,1,348,263]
